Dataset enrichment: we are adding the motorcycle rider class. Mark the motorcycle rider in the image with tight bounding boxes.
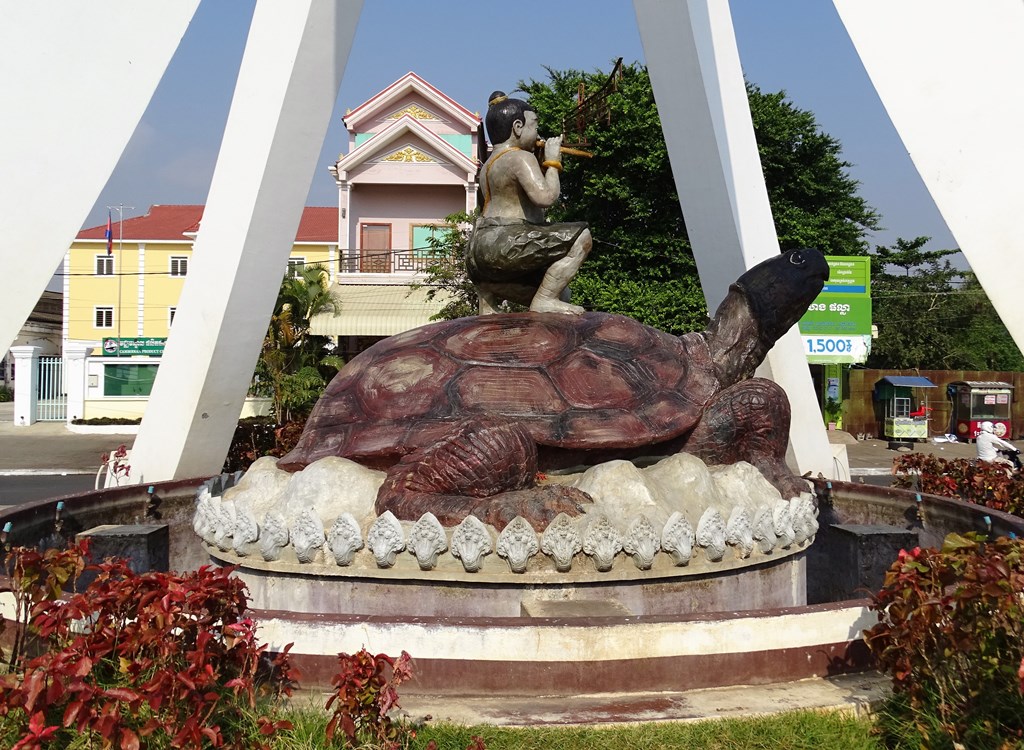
[975,421,1018,468]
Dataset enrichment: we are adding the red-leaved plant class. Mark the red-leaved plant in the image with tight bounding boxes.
[866,533,1024,745]
[892,453,1024,516]
[325,648,413,749]
[0,542,297,750]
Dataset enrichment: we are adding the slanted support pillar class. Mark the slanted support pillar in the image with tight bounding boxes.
[834,0,1024,355]
[10,346,41,427]
[633,0,836,479]
[128,2,363,482]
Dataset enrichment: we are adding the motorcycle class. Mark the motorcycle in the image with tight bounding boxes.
[997,447,1023,471]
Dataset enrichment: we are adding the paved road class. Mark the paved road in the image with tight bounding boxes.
[0,474,98,507]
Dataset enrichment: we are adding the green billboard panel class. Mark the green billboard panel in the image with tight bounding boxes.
[101,337,167,357]
[798,293,872,336]
[821,256,869,295]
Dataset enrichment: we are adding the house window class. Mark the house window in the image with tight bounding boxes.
[170,256,188,277]
[104,363,159,397]
[94,307,114,329]
[360,224,391,273]
[95,255,114,275]
[168,307,176,326]
[411,225,443,259]
[288,257,306,278]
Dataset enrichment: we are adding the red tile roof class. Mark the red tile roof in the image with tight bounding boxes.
[78,204,338,243]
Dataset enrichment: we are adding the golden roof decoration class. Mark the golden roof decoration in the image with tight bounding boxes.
[387,104,437,120]
[382,146,435,163]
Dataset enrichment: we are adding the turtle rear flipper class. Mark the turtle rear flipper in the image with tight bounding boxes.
[374,416,591,530]
[683,378,811,499]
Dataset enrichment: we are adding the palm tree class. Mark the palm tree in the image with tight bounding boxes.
[255,264,343,422]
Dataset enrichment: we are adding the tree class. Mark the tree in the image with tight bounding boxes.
[254,263,344,421]
[867,236,1024,370]
[411,211,480,320]
[419,63,880,333]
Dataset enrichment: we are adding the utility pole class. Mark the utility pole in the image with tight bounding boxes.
[106,203,133,350]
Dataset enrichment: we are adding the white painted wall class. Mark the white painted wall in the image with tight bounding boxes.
[834,0,1024,355]
[633,0,836,479]
[0,4,199,360]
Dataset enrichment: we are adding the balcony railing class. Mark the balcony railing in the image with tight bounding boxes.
[340,249,459,274]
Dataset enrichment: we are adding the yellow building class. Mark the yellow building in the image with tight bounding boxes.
[67,205,337,420]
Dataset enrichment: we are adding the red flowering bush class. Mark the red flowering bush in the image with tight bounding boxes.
[866,533,1024,746]
[0,542,297,750]
[892,453,1024,516]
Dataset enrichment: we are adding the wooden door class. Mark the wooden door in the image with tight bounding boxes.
[360,223,391,273]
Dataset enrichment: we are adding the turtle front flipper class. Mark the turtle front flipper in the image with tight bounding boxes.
[375,416,591,531]
[682,378,811,499]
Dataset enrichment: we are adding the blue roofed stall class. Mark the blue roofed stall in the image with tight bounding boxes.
[874,375,937,441]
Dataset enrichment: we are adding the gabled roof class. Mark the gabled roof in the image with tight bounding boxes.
[335,115,477,176]
[78,205,338,243]
[344,72,479,132]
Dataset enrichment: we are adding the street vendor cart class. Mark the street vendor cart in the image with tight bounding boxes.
[874,375,937,442]
[947,380,1014,440]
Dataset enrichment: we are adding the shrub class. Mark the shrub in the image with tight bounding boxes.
[892,453,1024,516]
[0,385,12,402]
[866,533,1024,748]
[0,542,297,750]
[325,649,413,749]
[223,416,306,472]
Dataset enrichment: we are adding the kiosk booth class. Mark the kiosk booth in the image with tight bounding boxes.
[874,375,937,442]
[948,381,1014,440]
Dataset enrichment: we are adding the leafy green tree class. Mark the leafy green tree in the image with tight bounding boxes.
[522,64,879,332]
[867,236,1024,370]
[254,263,344,421]
[419,63,879,333]
[411,211,481,320]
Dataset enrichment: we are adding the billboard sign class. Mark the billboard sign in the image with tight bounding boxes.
[101,337,167,357]
[798,256,871,364]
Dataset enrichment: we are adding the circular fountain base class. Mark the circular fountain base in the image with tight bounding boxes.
[211,543,808,618]
[4,476,1022,703]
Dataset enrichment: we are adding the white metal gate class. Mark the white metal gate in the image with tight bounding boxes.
[36,356,66,421]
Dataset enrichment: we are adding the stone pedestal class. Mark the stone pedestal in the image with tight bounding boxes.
[76,524,170,588]
[817,523,918,602]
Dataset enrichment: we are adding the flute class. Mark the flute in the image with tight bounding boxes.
[536,139,593,158]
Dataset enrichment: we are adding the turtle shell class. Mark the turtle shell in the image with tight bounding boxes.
[277,312,720,471]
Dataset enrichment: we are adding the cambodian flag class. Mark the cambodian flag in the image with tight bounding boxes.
[105,211,113,255]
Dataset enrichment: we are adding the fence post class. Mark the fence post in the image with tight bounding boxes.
[10,345,40,426]
[64,342,93,424]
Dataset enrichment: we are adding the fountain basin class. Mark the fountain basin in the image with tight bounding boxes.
[1,477,1021,697]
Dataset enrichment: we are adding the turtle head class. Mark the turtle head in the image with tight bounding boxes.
[705,249,828,385]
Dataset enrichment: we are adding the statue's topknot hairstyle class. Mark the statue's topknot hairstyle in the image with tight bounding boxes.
[485,90,534,144]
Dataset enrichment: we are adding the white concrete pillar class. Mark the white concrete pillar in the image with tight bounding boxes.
[0,5,199,360]
[129,1,363,483]
[10,346,40,426]
[834,0,1024,355]
[64,342,95,424]
[633,0,836,479]
[338,179,352,272]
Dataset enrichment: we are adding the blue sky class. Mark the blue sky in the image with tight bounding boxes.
[86,0,956,255]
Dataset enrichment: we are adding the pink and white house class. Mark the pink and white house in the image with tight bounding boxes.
[312,72,482,353]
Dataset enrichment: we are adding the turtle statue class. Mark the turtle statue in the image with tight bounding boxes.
[279,248,830,530]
